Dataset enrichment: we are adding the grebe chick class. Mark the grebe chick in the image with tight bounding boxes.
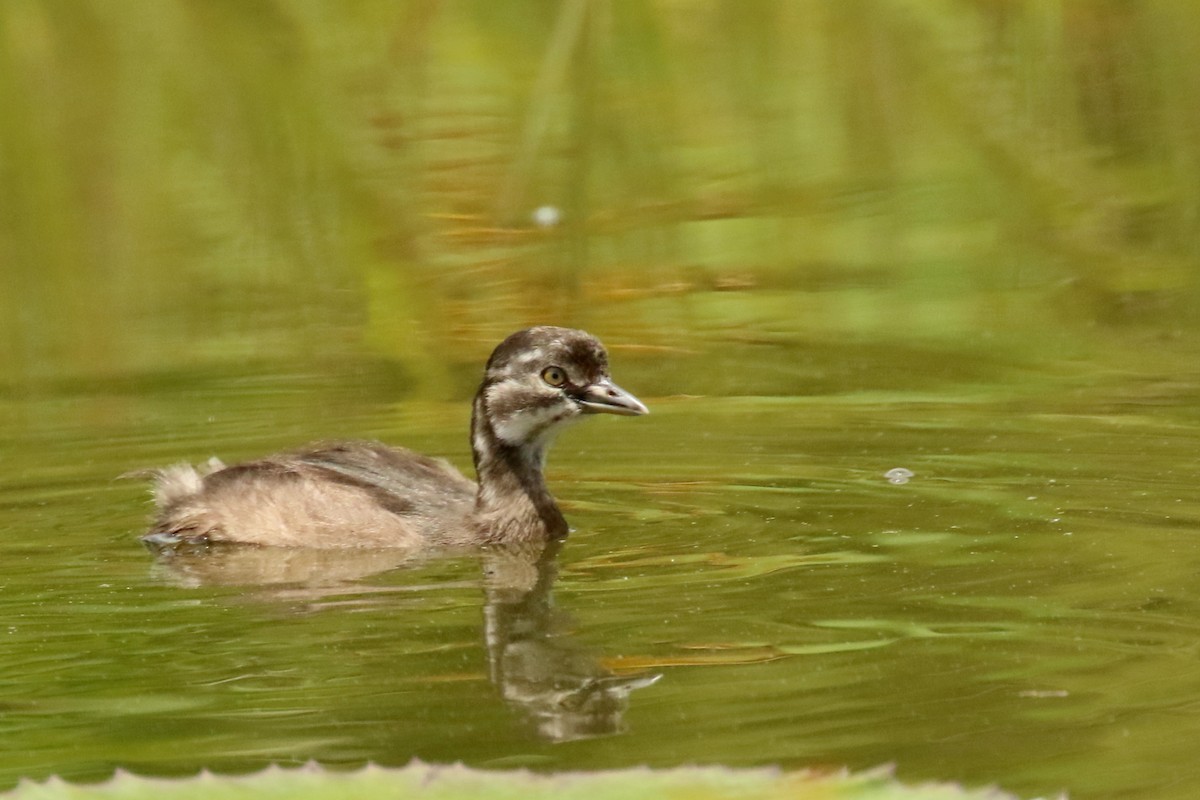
[143,327,647,549]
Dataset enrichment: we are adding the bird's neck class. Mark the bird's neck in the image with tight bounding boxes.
[470,395,568,541]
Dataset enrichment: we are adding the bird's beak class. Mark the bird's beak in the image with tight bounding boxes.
[577,378,649,416]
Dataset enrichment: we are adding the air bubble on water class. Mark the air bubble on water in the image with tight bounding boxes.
[885,467,914,485]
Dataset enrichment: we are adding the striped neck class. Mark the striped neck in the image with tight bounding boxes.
[470,393,568,541]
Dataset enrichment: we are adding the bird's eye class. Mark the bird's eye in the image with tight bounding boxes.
[541,366,567,387]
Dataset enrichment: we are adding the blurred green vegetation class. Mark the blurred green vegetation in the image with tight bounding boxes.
[1,760,1022,800]
[2,0,1198,385]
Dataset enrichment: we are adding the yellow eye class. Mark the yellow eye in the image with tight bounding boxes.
[541,366,567,387]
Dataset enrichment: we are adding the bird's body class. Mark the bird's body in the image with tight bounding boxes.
[142,327,646,549]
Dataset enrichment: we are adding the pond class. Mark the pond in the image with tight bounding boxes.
[5,3,1200,799]
[2,321,1200,800]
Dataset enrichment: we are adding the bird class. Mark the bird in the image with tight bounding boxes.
[141,327,647,550]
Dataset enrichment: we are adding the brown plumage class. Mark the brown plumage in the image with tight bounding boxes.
[142,327,647,549]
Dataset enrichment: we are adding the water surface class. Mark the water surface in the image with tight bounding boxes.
[2,329,1199,800]
[4,4,1200,798]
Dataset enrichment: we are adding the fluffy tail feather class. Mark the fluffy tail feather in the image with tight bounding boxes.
[125,457,226,509]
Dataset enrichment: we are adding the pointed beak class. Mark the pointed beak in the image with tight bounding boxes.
[576,378,648,417]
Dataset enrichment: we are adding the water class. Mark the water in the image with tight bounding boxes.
[2,329,1200,800]
[6,3,1200,797]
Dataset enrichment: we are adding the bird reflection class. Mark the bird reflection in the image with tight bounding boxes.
[481,541,660,741]
[146,542,428,589]
[145,538,658,741]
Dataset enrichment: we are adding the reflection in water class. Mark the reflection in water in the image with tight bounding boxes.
[146,541,429,588]
[481,542,660,742]
[145,539,658,741]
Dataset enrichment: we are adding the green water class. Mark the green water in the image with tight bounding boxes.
[5,2,1200,799]
[3,327,1200,800]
